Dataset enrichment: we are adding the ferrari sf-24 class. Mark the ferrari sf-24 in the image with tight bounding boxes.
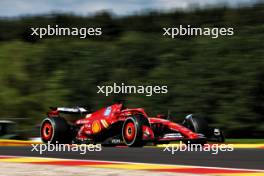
[41,103,224,147]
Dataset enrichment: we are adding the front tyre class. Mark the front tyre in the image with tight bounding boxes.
[41,117,74,144]
[122,115,149,147]
[183,116,208,146]
[183,116,209,135]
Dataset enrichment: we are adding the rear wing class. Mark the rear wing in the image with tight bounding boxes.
[48,107,89,117]
[57,107,88,113]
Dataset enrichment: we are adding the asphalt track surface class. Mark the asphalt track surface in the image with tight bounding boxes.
[0,146,263,170]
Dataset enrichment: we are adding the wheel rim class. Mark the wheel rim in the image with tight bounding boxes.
[41,121,53,141]
[124,122,136,142]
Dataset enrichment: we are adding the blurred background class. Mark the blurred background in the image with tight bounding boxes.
[0,0,263,139]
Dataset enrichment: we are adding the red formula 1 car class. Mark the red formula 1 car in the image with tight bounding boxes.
[41,103,224,147]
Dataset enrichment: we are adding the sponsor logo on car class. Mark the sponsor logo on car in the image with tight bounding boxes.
[104,106,112,116]
[92,120,101,134]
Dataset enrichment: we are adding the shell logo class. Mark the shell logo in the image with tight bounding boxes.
[92,120,101,134]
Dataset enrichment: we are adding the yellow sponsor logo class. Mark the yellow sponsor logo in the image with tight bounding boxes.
[92,120,101,134]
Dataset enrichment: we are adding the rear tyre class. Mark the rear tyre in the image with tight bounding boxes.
[122,115,149,147]
[41,117,74,144]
